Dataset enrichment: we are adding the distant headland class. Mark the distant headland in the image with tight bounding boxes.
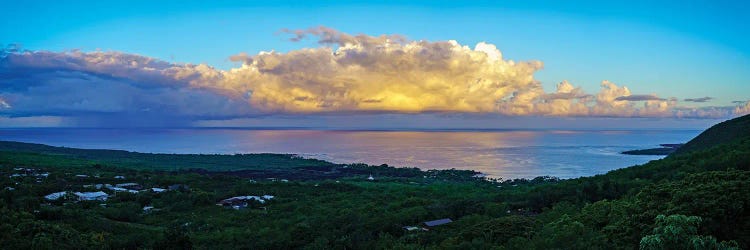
[621,143,684,155]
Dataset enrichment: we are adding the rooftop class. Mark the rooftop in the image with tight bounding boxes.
[424,218,453,227]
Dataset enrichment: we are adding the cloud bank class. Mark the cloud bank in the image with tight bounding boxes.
[1,27,748,126]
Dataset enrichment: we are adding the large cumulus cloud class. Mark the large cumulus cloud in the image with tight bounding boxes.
[1,27,748,126]
[216,27,544,113]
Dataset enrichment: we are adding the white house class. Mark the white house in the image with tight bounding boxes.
[45,191,68,200]
[74,191,109,201]
[217,195,275,209]
[108,187,138,194]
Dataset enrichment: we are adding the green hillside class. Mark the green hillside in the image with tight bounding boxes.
[0,115,748,249]
[674,114,750,155]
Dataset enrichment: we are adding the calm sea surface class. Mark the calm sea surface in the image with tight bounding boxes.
[0,128,700,179]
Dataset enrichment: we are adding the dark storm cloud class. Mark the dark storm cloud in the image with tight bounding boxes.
[683,97,713,103]
[0,49,255,126]
[542,92,592,101]
[614,94,667,101]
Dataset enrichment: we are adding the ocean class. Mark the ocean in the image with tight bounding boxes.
[0,128,700,179]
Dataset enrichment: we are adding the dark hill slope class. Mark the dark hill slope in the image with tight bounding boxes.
[515,114,750,214]
[674,114,750,155]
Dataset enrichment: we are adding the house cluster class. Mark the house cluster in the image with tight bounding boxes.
[403,218,453,232]
[109,183,145,193]
[8,167,49,182]
[216,195,275,210]
[79,181,146,193]
[81,180,187,193]
[44,190,156,213]
[44,176,189,202]
[2,166,190,215]
[44,191,109,201]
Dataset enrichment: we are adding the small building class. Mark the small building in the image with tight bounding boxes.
[402,226,428,231]
[74,191,108,201]
[424,218,453,227]
[14,167,35,172]
[115,183,142,190]
[108,187,139,194]
[114,175,126,179]
[168,184,189,191]
[217,195,275,209]
[143,206,154,213]
[45,191,68,200]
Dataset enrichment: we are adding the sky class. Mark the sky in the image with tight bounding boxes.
[0,0,749,128]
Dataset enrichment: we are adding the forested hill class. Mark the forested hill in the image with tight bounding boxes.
[674,114,750,155]
[0,115,748,249]
[0,140,334,171]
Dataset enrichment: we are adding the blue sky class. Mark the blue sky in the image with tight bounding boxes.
[0,0,749,127]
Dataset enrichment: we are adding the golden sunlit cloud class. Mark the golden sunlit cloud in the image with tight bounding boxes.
[220,27,542,113]
[200,27,679,116]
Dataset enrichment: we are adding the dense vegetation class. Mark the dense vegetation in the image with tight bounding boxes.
[0,115,748,249]
[675,114,750,154]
